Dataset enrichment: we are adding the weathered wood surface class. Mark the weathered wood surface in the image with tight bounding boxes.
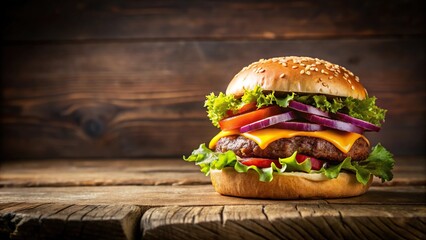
[0,157,424,187]
[0,158,424,239]
[142,204,426,240]
[0,185,424,207]
[2,39,425,159]
[0,202,141,240]
[3,0,424,41]
[0,159,208,187]
[1,202,424,240]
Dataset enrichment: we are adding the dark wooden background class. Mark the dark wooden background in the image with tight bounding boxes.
[1,0,425,160]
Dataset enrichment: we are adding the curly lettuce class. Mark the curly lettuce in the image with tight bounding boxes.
[204,86,386,127]
[183,143,394,185]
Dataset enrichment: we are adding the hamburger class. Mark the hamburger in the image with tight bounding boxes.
[184,56,394,199]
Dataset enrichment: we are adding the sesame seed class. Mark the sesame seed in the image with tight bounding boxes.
[316,61,321,65]
[349,72,354,76]
[351,85,355,90]
[282,62,288,67]
[310,67,315,71]
[259,68,266,73]
[315,68,319,72]
[344,73,349,78]
[306,71,311,75]
[329,76,333,79]
[292,66,298,69]
[280,73,286,78]
[348,79,352,84]
[355,76,360,82]
[300,70,305,74]
[301,63,306,66]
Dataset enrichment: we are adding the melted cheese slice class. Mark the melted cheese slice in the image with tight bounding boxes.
[209,128,369,154]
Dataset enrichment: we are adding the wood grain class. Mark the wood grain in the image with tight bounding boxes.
[0,185,424,206]
[0,159,424,239]
[0,157,424,187]
[3,0,424,41]
[0,203,141,240]
[0,159,209,187]
[141,204,426,240]
[2,39,425,159]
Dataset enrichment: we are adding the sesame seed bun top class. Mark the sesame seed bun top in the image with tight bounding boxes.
[226,56,368,100]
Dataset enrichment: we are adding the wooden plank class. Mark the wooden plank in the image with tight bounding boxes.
[0,203,141,240]
[141,204,426,240]
[0,159,209,187]
[0,157,423,187]
[2,39,425,158]
[3,0,424,41]
[327,185,426,205]
[0,185,423,206]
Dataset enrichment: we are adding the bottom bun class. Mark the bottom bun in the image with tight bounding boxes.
[210,168,372,199]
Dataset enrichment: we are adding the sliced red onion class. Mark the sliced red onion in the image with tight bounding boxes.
[304,114,364,134]
[274,122,326,131]
[333,112,381,132]
[240,111,297,133]
[288,101,330,118]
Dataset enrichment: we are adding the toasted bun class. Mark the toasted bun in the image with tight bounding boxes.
[210,168,372,199]
[226,56,367,100]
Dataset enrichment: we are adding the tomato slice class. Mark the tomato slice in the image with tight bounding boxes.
[296,154,324,170]
[240,158,282,168]
[219,105,282,131]
[226,102,257,117]
[237,102,258,115]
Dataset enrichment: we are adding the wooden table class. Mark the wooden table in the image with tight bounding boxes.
[0,157,425,240]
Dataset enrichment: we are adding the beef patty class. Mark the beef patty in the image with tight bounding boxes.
[215,135,369,162]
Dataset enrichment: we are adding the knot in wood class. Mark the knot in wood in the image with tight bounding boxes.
[82,118,105,138]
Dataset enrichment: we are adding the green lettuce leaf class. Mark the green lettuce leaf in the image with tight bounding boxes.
[321,143,394,184]
[205,92,239,128]
[183,143,237,175]
[279,152,311,172]
[234,161,285,182]
[353,143,394,182]
[183,143,394,185]
[343,96,387,126]
[204,86,386,127]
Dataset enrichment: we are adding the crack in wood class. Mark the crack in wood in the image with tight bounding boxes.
[219,205,224,227]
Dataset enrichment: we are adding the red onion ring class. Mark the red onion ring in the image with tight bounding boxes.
[288,101,331,118]
[240,111,297,133]
[303,114,364,134]
[333,112,381,132]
